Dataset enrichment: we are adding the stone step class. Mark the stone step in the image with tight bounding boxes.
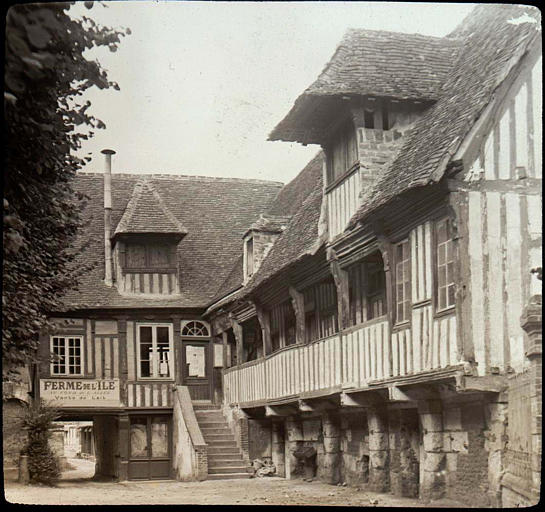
[208,458,246,467]
[202,433,236,441]
[195,414,225,420]
[206,446,242,455]
[204,439,238,448]
[200,427,231,435]
[208,466,250,475]
[192,404,220,410]
[198,421,228,428]
[206,473,251,480]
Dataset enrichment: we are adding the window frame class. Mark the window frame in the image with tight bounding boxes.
[136,323,174,380]
[244,236,254,280]
[394,239,411,325]
[50,335,84,377]
[434,217,456,313]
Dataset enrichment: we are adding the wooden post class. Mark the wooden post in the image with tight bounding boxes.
[230,314,244,365]
[289,286,305,344]
[328,248,350,330]
[118,413,130,482]
[255,304,272,356]
[222,331,229,368]
[171,315,182,385]
[117,317,128,407]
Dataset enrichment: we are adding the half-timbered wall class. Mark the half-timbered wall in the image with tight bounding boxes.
[459,53,542,375]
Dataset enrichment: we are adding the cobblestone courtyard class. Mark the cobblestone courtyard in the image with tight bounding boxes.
[4,458,469,507]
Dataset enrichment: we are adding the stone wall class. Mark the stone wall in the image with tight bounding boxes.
[248,419,272,461]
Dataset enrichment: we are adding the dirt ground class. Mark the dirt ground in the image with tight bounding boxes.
[4,458,469,507]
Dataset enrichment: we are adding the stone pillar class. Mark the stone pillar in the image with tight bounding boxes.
[321,411,341,484]
[388,409,401,495]
[286,416,303,479]
[521,295,542,502]
[367,406,390,492]
[272,420,285,477]
[419,400,446,501]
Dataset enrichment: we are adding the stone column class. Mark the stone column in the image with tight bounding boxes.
[286,416,303,479]
[272,420,286,477]
[367,406,390,492]
[321,411,341,484]
[521,295,542,502]
[419,400,446,501]
[388,409,401,495]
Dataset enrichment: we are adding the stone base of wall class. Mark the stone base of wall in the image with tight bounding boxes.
[2,399,27,472]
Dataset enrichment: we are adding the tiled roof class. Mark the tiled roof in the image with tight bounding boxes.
[114,179,187,237]
[269,29,461,144]
[208,152,325,305]
[60,173,282,310]
[350,4,541,226]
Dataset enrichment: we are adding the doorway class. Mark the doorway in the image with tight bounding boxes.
[128,415,171,480]
[181,340,211,400]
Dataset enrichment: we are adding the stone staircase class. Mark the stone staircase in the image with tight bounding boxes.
[194,405,251,480]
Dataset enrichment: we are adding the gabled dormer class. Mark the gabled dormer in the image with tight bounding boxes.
[111,179,187,295]
[242,214,291,283]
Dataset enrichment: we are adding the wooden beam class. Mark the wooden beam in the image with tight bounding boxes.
[289,286,306,344]
[340,390,387,408]
[329,250,350,330]
[253,302,272,356]
[265,404,298,417]
[229,314,244,366]
[456,375,508,394]
[298,397,338,412]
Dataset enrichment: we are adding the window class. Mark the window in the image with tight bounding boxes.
[50,336,84,376]
[303,279,338,342]
[326,122,358,185]
[366,261,386,320]
[137,324,173,379]
[436,218,455,311]
[395,240,411,323]
[125,244,173,270]
[181,321,209,337]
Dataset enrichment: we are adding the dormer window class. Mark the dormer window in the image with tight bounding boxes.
[326,121,358,186]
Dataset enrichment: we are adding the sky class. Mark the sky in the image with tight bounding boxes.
[71,1,476,185]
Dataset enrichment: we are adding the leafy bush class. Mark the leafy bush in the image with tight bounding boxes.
[22,402,61,485]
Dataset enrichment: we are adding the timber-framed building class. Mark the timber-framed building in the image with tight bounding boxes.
[11,4,541,507]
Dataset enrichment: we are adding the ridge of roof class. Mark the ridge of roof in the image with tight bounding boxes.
[77,171,284,187]
[114,179,187,236]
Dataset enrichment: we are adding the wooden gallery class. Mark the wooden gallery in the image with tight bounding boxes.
[28,5,542,507]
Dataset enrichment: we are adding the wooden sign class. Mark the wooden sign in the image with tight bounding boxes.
[40,379,121,407]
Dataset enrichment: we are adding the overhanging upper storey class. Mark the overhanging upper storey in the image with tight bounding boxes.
[269,29,461,146]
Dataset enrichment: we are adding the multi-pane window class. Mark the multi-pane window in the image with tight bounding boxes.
[270,300,297,352]
[303,279,338,342]
[326,122,358,185]
[50,336,83,376]
[137,324,173,379]
[395,240,411,323]
[126,244,173,269]
[436,218,455,311]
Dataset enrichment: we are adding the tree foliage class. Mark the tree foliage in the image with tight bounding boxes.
[3,2,129,378]
[22,401,61,485]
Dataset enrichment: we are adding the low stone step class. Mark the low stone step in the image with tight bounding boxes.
[208,466,250,475]
[203,433,236,441]
[199,421,228,428]
[207,448,242,457]
[207,473,251,480]
[205,440,238,448]
[208,459,246,467]
[200,427,231,436]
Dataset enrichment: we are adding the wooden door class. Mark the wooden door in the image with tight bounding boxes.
[181,340,211,400]
[128,415,171,480]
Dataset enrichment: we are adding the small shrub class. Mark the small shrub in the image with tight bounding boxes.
[22,402,61,485]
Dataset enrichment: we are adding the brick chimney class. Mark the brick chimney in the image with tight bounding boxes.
[101,149,116,286]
